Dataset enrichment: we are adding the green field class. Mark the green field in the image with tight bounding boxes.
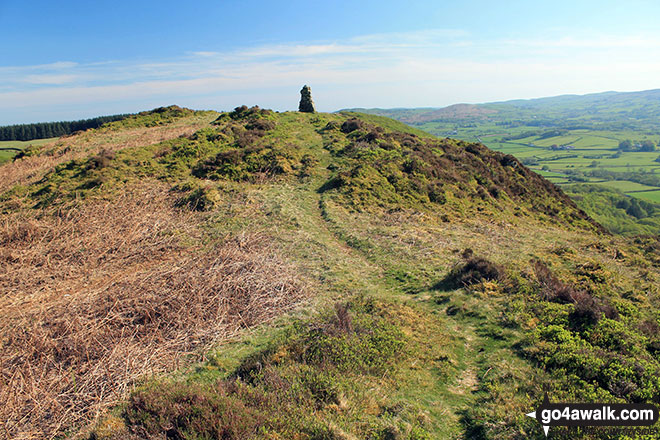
[632,189,660,203]
[594,180,658,192]
[0,138,57,163]
[442,128,660,203]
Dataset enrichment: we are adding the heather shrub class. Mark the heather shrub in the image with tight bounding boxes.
[124,381,265,440]
[192,144,302,182]
[340,118,364,134]
[441,257,505,289]
[533,260,617,326]
[87,149,115,170]
[246,118,276,132]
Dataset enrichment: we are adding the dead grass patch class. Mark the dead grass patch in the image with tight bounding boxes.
[0,182,308,439]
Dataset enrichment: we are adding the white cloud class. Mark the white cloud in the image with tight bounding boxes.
[190,51,220,57]
[241,44,356,57]
[502,34,660,50]
[21,74,78,85]
[0,61,78,74]
[1,28,660,123]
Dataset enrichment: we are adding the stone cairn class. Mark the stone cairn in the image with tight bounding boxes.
[298,85,316,113]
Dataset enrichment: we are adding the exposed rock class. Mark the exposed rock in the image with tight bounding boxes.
[298,85,316,113]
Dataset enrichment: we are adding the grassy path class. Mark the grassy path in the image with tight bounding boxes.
[243,119,495,438]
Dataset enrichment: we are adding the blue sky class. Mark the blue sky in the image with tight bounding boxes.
[2,0,660,123]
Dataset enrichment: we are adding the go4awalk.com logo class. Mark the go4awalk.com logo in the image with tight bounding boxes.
[526,394,659,437]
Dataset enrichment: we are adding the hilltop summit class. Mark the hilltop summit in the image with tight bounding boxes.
[1,106,657,440]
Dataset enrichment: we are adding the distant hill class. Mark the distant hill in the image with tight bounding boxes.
[494,89,660,111]
[345,88,660,130]
[349,103,497,123]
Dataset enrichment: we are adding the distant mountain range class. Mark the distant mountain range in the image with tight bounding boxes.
[345,88,660,131]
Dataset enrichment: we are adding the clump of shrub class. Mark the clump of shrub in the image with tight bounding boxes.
[234,130,263,148]
[87,149,115,170]
[426,183,446,204]
[108,105,194,129]
[533,259,577,303]
[328,164,404,209]
[188,126,227,144]
[215,105,273,124]
[13,143,45,160]
[574,261,607,284]
[173,181,221,211]
[440,254,505,289]
[156,137,217,169]
[340,118,364,134]
[322,121,339,131]
[245,118,276,133]
[210,107,277,147]
[533,260,617,326]
[123,381,266,440]
[236,300,406,380]
[299,154,319,178]
[212,112,276,150]
[293,301,406,373]
[192,144,303,182]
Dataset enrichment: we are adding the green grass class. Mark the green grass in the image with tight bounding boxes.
[633,190,660,203]
[73,109,575,438]
[594,180,659,192]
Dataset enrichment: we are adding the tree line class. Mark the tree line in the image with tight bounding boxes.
[0,114,131,141]
[618,139,657,152]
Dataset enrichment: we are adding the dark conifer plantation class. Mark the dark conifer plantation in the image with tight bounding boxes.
[0,114,131,141]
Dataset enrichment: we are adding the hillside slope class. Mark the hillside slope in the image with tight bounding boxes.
[347,90,660,237]
[1,107,658,440]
